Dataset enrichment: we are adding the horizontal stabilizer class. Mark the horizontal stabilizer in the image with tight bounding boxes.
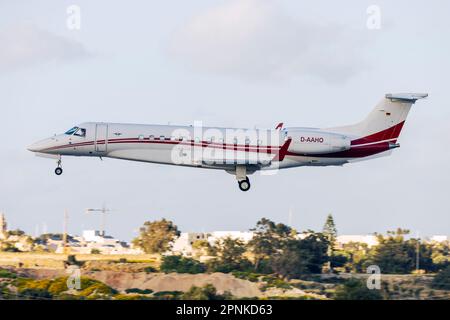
[385,93,428,103]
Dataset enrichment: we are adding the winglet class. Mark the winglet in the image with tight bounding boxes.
[275,122,284,130]
[274,138,292,161]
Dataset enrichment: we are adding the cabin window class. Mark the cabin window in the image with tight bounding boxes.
[65,127,79,135]
[149,135,155,140]
[74,128,86,137]
[194,137,200,143]
[138,135,145,141]
[245,137,250,145]
[219,138,224,144]
[160,135,165,140]
[233,137,238,145]
[257,139,262,146]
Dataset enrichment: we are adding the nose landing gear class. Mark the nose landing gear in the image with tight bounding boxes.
[55,159,63,176]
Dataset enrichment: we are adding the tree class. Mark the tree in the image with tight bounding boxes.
[431,241,450,270]
[249,218,295,272]
[370,229,435,274]
[371,229,413,274]
[208,237,252,273]
[322,214,338,271]
[339,242,371,272]
[191,240,211,258]
[132,219,180,254]
[270,232,329,279]
[334,279,383,300]
[322,214,337,243]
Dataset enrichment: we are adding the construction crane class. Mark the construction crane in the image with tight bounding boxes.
[85,205,112,237]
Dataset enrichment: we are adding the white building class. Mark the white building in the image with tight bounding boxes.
[208,231,254,245]
[428,235,449,243]
[171,231,255,256]
[336,235,378,248]
[171,232,208,255]
[56,230,142,254]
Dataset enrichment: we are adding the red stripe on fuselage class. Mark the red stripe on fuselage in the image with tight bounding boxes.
[351,121,405,145]
[44,138,281,154]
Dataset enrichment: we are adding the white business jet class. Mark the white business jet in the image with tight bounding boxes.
[28,93,427,191]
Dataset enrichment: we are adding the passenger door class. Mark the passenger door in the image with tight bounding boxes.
[95,123,108,153]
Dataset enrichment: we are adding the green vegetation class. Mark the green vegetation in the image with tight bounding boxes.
[144,266,157,273]
[271,233,329,279]
[249,218,294,273]
[132,219,180,254]
[125,288,153,294]
[432,265,450,290]
[334,279,383,300]
[207,237,252,273]
[152,290,183,300]
[12,276,117,299]
[181,284,232,300]
[160,255,207,274]
[1,216,450,300]
[0,268,17,279]
[370,229,435,274]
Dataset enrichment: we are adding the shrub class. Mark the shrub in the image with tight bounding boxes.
[432,265,450,290]
[260,275,292,291]
[78,282,117,297]
[152,291,183,300]
[232,271,260,282]
[125,288,153,294]
[181,284,232,300]
[144,266,157,273]
[90,249,101,254]
[334,279,383,300]
[47,277,70,295]
[160,255,206,274]
[114,294,150,300]
[0,269,17,279]
[19,288,53,299]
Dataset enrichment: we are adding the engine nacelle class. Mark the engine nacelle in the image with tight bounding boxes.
[286,129,351,155]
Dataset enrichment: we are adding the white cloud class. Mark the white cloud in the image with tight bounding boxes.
[0,23,90,73]
[168,0,368,83]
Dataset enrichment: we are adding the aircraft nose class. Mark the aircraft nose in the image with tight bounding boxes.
[27,142,43,152]
[27,138,53,153]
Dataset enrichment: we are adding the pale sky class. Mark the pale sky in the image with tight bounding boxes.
[1,0,449,241]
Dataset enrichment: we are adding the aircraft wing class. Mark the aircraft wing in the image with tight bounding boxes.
[200,138,292,167]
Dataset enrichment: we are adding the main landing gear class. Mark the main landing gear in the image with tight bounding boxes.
[238,177,251,192]
[55,159,63,176]
[236,165,251,192]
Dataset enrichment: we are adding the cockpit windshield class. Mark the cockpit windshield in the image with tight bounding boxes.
[65,126,86,137]
[65,127,79,135]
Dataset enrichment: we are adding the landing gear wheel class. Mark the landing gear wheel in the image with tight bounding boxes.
[55,167,63,176]
[238,179,251,192]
